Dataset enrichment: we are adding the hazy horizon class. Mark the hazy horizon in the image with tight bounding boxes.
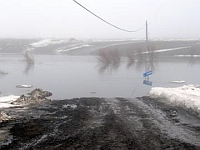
[0,0,199,40]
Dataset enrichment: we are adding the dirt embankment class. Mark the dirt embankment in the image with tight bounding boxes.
[0,96,200,150]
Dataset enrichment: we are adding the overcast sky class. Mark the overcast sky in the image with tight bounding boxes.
[0,0,199,40]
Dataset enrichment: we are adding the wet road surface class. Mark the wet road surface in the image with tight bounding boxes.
[0,97,200,150]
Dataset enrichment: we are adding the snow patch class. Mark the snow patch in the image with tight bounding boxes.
[0,95,20,108]
[57,44,92,53]
[62,104,77,109]
[170,81,186,84]
[30,39,68,48]
[16,84,33,88]
[0,112,11,122]
[143,46,191,54]
[154,39,199,41]
[149,84,200,114]
[174,55,200,58]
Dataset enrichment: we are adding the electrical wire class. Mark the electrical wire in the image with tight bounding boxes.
[73,0,145,32]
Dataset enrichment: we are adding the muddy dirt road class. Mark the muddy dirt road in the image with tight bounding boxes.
[0,97,200,150]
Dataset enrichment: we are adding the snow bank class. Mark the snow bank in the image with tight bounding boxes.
[149,84,200,114]
[0,95,20,108]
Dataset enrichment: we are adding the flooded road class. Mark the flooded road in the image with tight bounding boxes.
[0,54,150,99]
[0,54,200,99]
[1,39,200,99]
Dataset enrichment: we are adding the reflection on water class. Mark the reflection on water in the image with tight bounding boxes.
[23,51,35,74]
[23,62,34,74]
[143,79,152,86]
[0,43,200,99]
[0,70,8,77]
[97,49,121,74]
[97,42,200,75]
[126,53,135,69]
[97,44,157,75]
[187,55,200,65]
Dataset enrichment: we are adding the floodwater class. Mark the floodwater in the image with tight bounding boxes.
[0,53,200,99]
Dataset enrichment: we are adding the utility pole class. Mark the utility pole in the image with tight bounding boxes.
[145,20,149,74]
[146,20,148,42]
[143,20,153,86]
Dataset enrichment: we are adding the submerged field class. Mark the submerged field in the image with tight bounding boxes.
[0,38,200,98]
[0,38,200,149]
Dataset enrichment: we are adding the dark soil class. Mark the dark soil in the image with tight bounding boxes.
[0,97,200,150]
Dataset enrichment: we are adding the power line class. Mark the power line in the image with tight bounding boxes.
[73,0,144,32]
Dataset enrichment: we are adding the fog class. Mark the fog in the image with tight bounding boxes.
[0,0,199,39]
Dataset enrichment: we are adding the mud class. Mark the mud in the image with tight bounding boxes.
[0,96,200,150]
[11,89,52,105]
